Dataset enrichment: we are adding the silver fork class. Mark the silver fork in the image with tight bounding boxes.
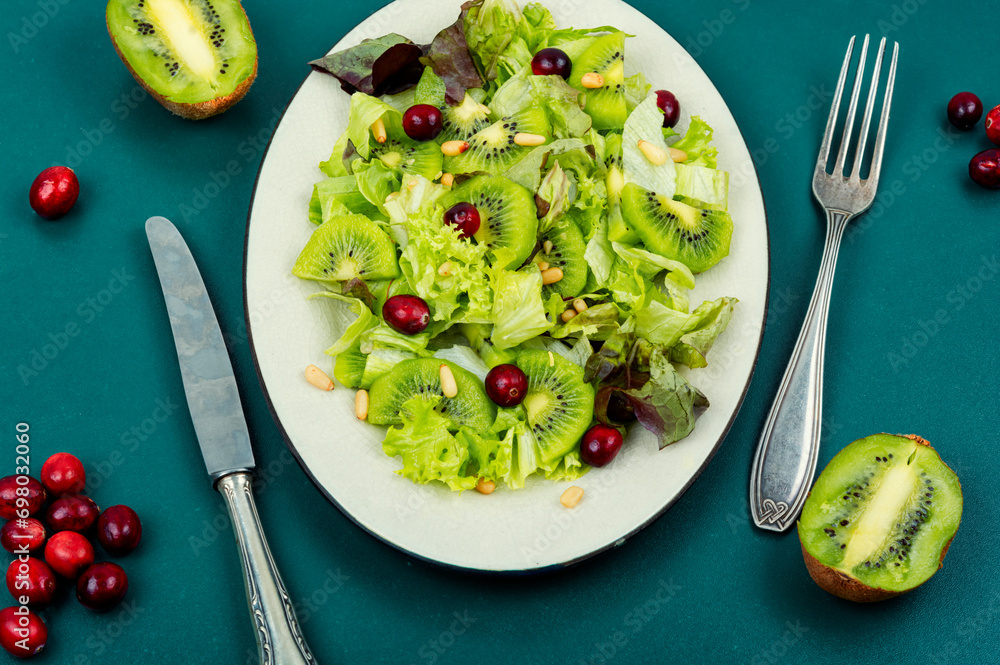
[749,35,899,532]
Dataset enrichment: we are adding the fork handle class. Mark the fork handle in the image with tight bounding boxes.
[750,209,851,532]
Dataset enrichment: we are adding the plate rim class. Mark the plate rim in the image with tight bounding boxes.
[241,0,771,575]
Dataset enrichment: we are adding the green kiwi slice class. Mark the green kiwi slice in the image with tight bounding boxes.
[620,182,733,273]
[442,175,537,268]
[292,213,400,282]
[444,108,550,175]
[333,339,367,389]
[603,133,639,244]
[516,350,595,464]
[367,358,496,431]
[569,32,627,131]
[437,93,492,144]
[106,0,257,119]
[538,218,588,298]
[370,114,443,180]
[798,434,963,602]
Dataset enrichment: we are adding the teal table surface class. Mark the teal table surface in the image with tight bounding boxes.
[2,0,998,663]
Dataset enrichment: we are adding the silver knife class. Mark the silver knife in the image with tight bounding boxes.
[146,216,316,665]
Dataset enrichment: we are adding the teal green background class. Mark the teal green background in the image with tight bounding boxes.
[2,0,998,663]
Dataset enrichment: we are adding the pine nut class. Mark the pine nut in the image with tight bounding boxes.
[513,132,546,147]
[561,309,577,323]
[573,299,588,313]
[355,389,369,420]
[560,485,584,508]
[476,478,496,495]
[305,365,334,391]
[537,261,550,271]
[441,140,470,156]
[406,178,418,191]
[542,240,553,255]
[440,172,455,187]
[580,72,604,89]
[637,140,667,166]
[478,103,492,115]
[438,261,453,276]
[384,191,399,203]
[439,364,458,398]
[541,267,564,284]
[669,147,688,163]
[371,117,387,144]
[548,351,555,367]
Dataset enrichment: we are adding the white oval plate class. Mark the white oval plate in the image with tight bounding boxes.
[244,0,769,573]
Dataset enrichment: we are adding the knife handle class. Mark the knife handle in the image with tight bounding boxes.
[217,472,316,665]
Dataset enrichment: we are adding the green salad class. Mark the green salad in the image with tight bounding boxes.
[293,0,738,491]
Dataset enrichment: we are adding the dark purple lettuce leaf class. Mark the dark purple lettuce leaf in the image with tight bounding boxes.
[309,34,424,97]
[582,331,635,383]
[421,5,484,104]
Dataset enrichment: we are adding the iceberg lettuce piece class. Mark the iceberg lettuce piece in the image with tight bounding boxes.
[674,163,729,211]
[308,176,378,224]
[351,159,401,217]
[489,258,553,350]
[670,115,718,169]
[360,346,416,387]
[433,345,490,382]
[346,92,399,160]
[622,92,676,198]
[668,297,738,368]
[490,68,592,138]
[308,291,378,357]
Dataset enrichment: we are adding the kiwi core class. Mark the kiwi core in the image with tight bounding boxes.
[840,460,918,569]
[146,0,219,83]
[523,393,550,422]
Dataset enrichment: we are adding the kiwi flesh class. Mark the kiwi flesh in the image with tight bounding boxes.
[333,339,367,388]
[538,218,588,298]
[370,114,443,180]
[798,434,962,602]
[444,108,550,175]
[437,93,492,144]
[442,175,537,268]
[620,182,732,274]
[367,358,496,431]
[603,133,639,244]
[569,32,627,131]
[292,213,400,282]
[106,0,257,120]
[516,350,595,464]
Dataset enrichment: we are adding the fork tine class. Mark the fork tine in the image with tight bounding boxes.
[815,36,856,172]
[868,42,899,185]
[833,34,870,176]
[849,37,886,179]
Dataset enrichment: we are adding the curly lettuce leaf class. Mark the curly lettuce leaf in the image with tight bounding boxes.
[382,396,477,491]
[489,258,553,350]
[624,352,708,448]
[668,297,738,368]
[310,34,424,97]
[670,115,718,168]
[463,0,521,81]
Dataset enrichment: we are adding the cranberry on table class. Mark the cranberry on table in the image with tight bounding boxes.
[40,452,86,495]
[0,606,47,658]
[45,495,99,534]
[484,364,529,407]
[76,562,128,612]
[580,424,624,467]
[969,149,1000,189]
[531,47,572,79]
[402,104,443,141]
[97,505,142,556]
[946,92,983,130]
[5,558,56,609]
[382,295,430,335]
[0,519,46,554]
[655,90,680,128]
[443,202,480,238]
[28,165,79,220]
[985,105,1000,145]
[0,476,46,520]
[44,531,94,579]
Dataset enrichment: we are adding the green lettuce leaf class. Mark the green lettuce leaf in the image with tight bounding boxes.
[346,93,400,160]
[612,241,696,290]
[622,92,677,198]
[674,163,729,210]
[457,427,512,483]
[551,302,621,340]
[310,34,424,97]
[319,130,352,177]
[360,323,431,355]
[584,213,616,286]
[671,115,718,168]
[382,396,477,491]
[624,352,709,448]
[634,296,736,351]
[351,158,400,216]
[360,346,417,387]
[622,72,650,111]
[307,291,378,357]
[489,259,553,350]
[463,0,521,81]
[503,138,589,191]
[308,177,375,224]
[668,297,737,368]
[490,69,592,138]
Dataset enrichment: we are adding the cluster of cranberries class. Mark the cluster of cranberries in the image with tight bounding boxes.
[0,453,141,658]
[946,92,1000,189]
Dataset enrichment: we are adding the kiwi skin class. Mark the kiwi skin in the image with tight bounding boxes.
[798,434,960,603]
[105,6,258,120]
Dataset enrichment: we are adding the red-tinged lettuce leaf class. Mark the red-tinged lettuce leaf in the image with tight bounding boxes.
[583,330,635,383]
[310,34,424,96]
[623,352,708,449]
[421,5,484,105]
[343,278,376,313]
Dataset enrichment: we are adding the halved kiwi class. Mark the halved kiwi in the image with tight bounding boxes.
[444,108,550,175]
[569,32,627,131]
[442,175,538,268]
[106,0,257,120]
[370,114,443,180]
[620,182,732,273]
[516,349,594,464]
[538,218,588,298]
[292,213,400,282]
[798,434,962,602]
[437,93,492,144]
[367,358,496,431]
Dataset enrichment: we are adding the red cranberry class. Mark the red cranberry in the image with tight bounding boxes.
[382,295,430,334]
[986,105,1000,145]
[44,531,94,579]
[485,364,529,407]
[0,606,47,658]
[76,562,128,612]
[969,149,1000,190]
[531,48,572,79]
[45,495,99,534]
[40,452,86,495]
[580,424,624,467]
[655,90,680,128]
[97,505,142,556]
[947,92,983,130]
[402,104,443,141]
[29,165,79,220]
[0,477,46,520]
[443,202,480,238]
[5,558,56,609]
[0,519,46,554]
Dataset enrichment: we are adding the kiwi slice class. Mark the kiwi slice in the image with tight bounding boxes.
[569,32,627,131]
[370,114,443,180]
[516,350,595,464]
[333,339,367,389]
[292,213,400,282]
[620,182,733,274]
[602,133,638,244]
[437,93,492,144]
[798,434,962,602]
[367,358,496,431]
[106,0,257,120]
[442,175,537,268]
[538,218,587,298]
[444,108,550,175]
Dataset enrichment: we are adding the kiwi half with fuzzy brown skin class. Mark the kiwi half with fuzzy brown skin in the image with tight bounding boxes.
[797,434,962,603]
[106,0,257,120]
